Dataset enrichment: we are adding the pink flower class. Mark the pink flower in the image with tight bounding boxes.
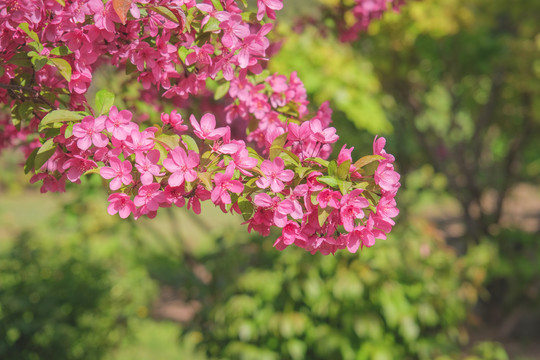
[317,189,342,208]
[220,14,250,49]
[375,162,400,194]
[186,185,211,215]
[161,110,188,134]
[100,157,133,190]
[309,119,339,144]
[189,113,228,140]
[72,116,108,150]
[231,147,258,176]
[339,189,369,232]
[346,215,385,253]
[107,193,136,219]
[256,0,283,20]
[211,164,244,205]
[256,157,294,193]
[106,106,137,141]
[163,185,186,208]
[163,147,199,187]
[62,156,97,182]
[253,193,295,227]
[135,149,163,185]
[376,195,399,221]
[124,129,156,154]
[134,183,166,213]
[373,136,395,163]
[236,24,272,68]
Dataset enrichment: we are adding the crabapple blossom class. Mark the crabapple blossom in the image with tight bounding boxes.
[256,157,294,193]
[100,157,133,190]
[0,0,401,255]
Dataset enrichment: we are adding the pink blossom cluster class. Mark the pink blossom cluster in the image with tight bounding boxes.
[224,72,339,159]
[0,0,401,254]
[32,103,398,254]
[339,0,404,41]
[0,0,281,106]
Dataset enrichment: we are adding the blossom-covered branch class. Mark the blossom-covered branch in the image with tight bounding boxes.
[0,0,400,255]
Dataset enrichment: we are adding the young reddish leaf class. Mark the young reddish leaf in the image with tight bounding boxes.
[113,0,133,25]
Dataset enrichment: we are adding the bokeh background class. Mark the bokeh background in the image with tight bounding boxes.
[1,0,540,359]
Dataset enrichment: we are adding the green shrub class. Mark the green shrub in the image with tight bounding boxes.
[0,232,155,360]
[183,220,497,360]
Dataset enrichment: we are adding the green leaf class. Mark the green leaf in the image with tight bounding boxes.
[95,89,115,115]
[241,11,258,23]
[18,101,35,122]
[7,52,31,67]
[34,139,58,170]
[38,110,85,131]
[24,148,38,174]
[10,104,21,128]
[214,81,230,100]
[64,123,74,139]
[337,160,351,180]
[305,157,329,168]
[27,41,44,53]
[197,171,213,190]
[272,132,288,148]
[153,133,181,150]
[295,166,312,179]
[318,207,331,227]
[269,147,281,162]
[48,58,72,81]
[181,134,199,153]
[202,17,221,33]
[178,47,194,64]
[153,142,167,165]
[280,150,300,167]
[50,46,71,56]
[269,132,289,160]
[149,6,181,24]
[328,160,338,177]
[18,23,40,43]
[338,180,352,195]
[83,168,100,176]
[238,197,254,221]
[317,176,338,188]
[150,6,177,23]
[210,0,224,11]
[55,0,65,6]
[362,161,380,177]
[354,155,384,170]
[31,55,48,71]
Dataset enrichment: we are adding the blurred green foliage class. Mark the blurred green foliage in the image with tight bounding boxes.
[182,221,497,360]
[0,233,154,360]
